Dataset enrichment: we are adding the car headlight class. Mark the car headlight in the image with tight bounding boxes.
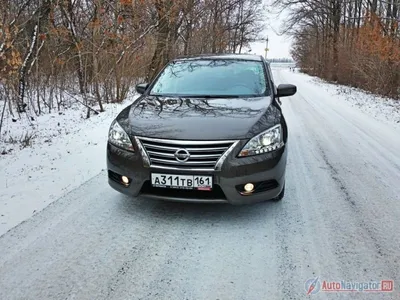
[108,120,134,151]
[238,124,283,157]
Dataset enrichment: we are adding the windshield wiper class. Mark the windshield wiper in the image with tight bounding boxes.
[151,94,262,98]
[176,94,243,98]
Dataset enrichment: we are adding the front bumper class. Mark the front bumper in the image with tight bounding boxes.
[107,141,287,205]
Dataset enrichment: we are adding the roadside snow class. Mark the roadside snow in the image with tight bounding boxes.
[0,98,134,236]
[274,67,400,129]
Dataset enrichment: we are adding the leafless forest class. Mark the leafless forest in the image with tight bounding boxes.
[0,0,399,130]
[277,0,400,97]
[0,0,265,128]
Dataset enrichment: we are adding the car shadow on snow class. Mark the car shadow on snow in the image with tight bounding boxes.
[115,194,281,226]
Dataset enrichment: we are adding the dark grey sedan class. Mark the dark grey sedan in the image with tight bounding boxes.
[106,54,296,205]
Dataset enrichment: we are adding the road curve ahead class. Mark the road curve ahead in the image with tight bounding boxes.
[1,68,400,300]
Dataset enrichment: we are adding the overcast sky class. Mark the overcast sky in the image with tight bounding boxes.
[247,5,293,59]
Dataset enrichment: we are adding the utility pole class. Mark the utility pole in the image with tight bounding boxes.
[264,36,269,60]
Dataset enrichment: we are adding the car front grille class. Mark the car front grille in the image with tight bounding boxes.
[136,137,238,171]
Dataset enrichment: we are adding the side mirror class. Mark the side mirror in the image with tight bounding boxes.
[277,84,297,98]
[136,83,149,95]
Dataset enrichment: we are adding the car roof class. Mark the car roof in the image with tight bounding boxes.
[173,53,264,62]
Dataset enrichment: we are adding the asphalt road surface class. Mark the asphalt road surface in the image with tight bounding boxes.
[1,68,399,300]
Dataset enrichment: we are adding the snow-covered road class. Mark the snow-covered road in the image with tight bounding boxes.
[1,68,399,299]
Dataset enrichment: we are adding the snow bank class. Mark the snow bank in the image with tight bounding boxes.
[274,68,400,129]
[0,97,135,236]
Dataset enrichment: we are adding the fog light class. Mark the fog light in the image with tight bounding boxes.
[121,176,130,185]
[244,183,254,192]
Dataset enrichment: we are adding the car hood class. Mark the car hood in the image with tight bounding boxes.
[116,95,281,140]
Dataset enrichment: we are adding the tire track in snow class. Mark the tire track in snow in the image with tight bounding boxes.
[287,81,398,284]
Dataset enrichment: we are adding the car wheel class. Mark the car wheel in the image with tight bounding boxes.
[272,184,285,202]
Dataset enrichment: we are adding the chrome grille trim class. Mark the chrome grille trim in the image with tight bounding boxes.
[151,158,218,165]
[146,151,222,159]
[215,141,240,171]
[136,136,239,171]
[134,136,150,168]
[142,143,229,153]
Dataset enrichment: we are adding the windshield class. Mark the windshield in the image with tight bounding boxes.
[149,59,270,97]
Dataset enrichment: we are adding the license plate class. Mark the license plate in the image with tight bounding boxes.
[151,173,213,190]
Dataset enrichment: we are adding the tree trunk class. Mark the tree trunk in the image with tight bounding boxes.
[147,0,172,81]
[93,0,104,112]
[332,0,341,81]
[211,1,219,53]
[17,23,38,113]
[0,94,7,137]
[60,1,88,106]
